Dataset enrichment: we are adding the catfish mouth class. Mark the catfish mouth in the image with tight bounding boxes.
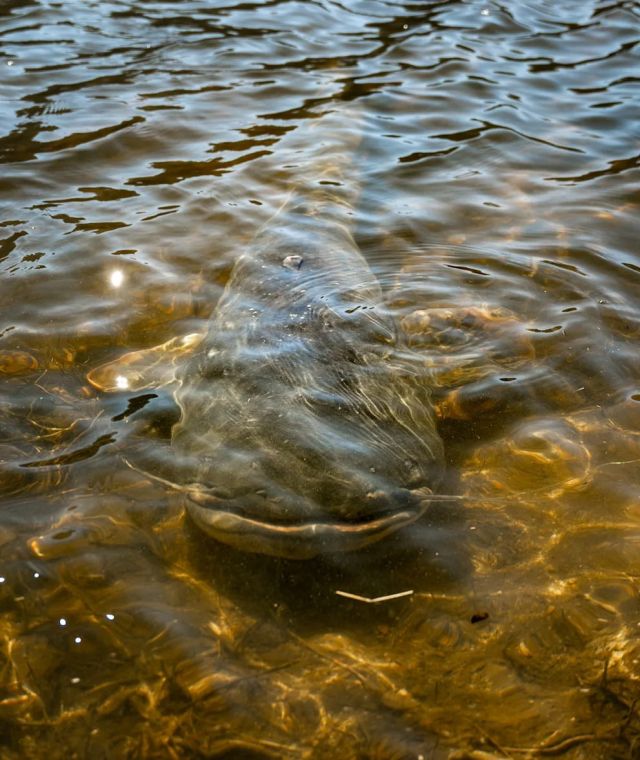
[183,486,431,559]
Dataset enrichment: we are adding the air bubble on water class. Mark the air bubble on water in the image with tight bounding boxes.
[74,636,82,644]
[480,7,490,15]
[282,254,303,270]
[106,613,115,621]
[0,577,5,583]
[59,618,67,626]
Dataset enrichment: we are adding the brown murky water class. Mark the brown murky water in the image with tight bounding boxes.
[1,1,639,758]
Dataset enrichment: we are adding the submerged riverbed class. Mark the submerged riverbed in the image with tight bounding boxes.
[1,1,639,757]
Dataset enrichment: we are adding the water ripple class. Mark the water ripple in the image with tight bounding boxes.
[0,0,639,756]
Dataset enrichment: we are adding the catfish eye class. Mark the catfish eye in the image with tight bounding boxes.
[404,459,422,485]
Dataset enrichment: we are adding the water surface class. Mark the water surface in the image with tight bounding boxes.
[1,1,639,757]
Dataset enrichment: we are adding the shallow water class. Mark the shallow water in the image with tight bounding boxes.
[1,1,639,757]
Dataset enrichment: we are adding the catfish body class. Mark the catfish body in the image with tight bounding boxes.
[173,165,444,557]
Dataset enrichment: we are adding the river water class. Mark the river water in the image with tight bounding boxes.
[1,1,639,758]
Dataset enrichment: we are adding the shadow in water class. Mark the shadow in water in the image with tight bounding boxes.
[185,480,472,638]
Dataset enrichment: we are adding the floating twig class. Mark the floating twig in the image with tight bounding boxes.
[335,589,413,604]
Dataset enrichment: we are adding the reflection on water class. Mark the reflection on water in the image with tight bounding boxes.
[1,0,639,756]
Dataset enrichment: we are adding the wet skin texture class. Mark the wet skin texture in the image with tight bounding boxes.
[171,194,444,558]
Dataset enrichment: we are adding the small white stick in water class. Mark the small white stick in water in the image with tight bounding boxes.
[335,589,414,604]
